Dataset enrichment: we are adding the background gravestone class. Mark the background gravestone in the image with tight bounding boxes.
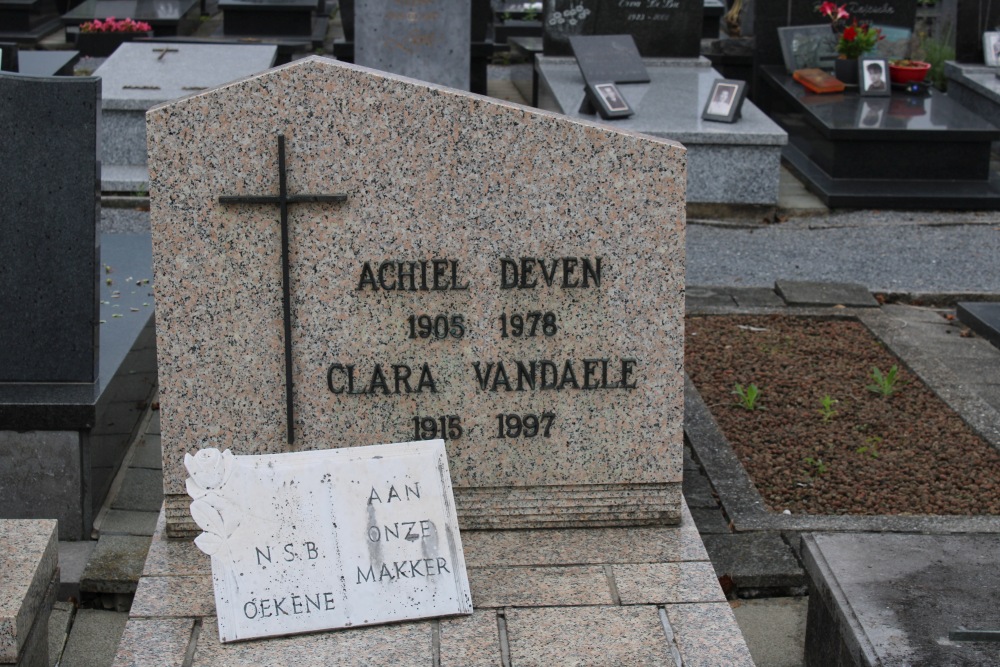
[0,73,100,383]
[543,0,704,57]
[355,0,470,89]
[147,56,686,538]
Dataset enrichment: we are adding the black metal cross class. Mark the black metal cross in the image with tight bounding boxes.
[152,47,179,61]
[218,134,347,445]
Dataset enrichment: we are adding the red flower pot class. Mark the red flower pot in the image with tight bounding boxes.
[889,61,931,85]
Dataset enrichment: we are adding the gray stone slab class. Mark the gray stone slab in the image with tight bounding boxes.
[731,287,785,308]
[129,435,162,470]
[536,56,786,205]
[58,609,128,667]
[957,301,1000,351]
[58,541,97,600]
[802,533,1000,666]
[355,0,470,89]
[99,510,159,537]
[110,468,164,513]
[731,597,807,667]
[702,533,805,592]
[48,601,74,667]
[0,72,100,383]
[686,286,736,309]
[0,520,58,663]
[689,508,731,534]
[79,535,152,595]
[682,471,719,509]
[774,280,878,307]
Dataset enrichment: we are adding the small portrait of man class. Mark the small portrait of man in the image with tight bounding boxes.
[596,84,628,112]
[707,83,737,116]
[863,61,887,92]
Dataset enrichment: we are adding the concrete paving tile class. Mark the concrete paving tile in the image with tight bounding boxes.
[685,287,736,309]
[469,566,612,608]
[100,510,159,536]
[110,468,164,512]
[690,508,731,534]
[130,435,162,470]
[613,562,725,605]
[131,576,215,618]
[48,601,74,667]
[774,280,878,308]
[682,472,719,509]
[730,597,807,667]
[192,616,433,666]
[506,606,674,667]
[59,541,97,598]
[702,533,805,591]
[665,603,755,667]
[112,618,193,667]
[732,287,785,308]
[80,535,152,594]
[59,609,128,667]
[143,512,211,577]
[148,410,161,436]
[439,610,502,667]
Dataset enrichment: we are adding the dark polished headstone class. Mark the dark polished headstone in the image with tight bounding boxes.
[759,66,1000,209]
[219,0,318,36]
[61,0,200,36]
[0,72,100,383]
[0,0,61,43]
[957,302,1000,351]
[568,34,649,84]
[543,0,703,57]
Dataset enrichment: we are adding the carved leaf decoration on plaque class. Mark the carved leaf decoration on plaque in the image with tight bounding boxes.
[194,531,226,555]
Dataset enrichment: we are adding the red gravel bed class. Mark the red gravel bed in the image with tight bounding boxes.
[685,314,1000,516]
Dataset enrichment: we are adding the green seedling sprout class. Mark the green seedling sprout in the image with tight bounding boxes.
[804,457,829,475]
[867,365,899,396]
[819,395,838,421]
[857,436,881,459]
[733,383,762,410]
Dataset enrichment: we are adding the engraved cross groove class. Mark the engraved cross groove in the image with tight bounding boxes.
[218,134,347,444]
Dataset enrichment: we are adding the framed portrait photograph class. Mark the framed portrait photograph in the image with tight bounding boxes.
[0,42,18,72]
[702,79,746,123]
[985,32,1000,66]
[585,82,634,119]
[859,58,890,96]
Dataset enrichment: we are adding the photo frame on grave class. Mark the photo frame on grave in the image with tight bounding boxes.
[985,32,1000,66]
[569,34,650,84]
[859,58,890,96]
[0,43,18,72]
[583,81,634,119]
[702,78,746,123]
[778,25,839,74]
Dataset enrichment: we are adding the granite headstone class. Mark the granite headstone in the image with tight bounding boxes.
[543,0,704,57]
[569,34,650,84]
[0,72,100,383]
[355,0,470,89]
[147,56,686,538]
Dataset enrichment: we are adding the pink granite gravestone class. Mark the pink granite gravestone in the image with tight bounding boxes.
[147,56,686,538]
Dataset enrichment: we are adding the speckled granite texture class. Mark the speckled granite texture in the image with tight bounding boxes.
[116,502,752,666]
[147,56,686,534]
[0,520,57,663]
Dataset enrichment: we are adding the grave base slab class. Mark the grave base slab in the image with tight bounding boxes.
[114,502,752,666]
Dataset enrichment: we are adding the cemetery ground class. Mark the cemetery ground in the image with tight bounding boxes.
[19,21,1000,665]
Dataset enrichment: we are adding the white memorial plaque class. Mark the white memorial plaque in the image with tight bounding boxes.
[185,439,471,642]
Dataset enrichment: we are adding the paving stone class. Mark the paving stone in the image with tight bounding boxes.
[129,435,162,470]
[666,603,755,667]
[58,609,128,667]
[774,280,879,308]
[439,611,502,667]
[469,566,612,608]
[506,606,675,666]
[58,541,97,599]
[731,287,785,308]
[730,597,807,667]
[142,512,210,577]
[130,576,215,618]
[110,468,164,512]
[690,508,732,534]
[48,601,74,667]
[702,533,805,592]
[100,510,159,537]
[686,287,736,309]
[682,472,719,509]
[112,618,193,667]
[79,535,152,594]
[613,561,725,605]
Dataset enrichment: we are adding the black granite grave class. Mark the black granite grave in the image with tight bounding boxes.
[0,0,62,44]
[759,65,1000,209]
[219,0,318,36]
[957,302,1000,351]
[956,0,1000,63]
[542,0,703,57]
[61,0,200,36]
[0,73,156,539]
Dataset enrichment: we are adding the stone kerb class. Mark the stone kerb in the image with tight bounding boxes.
[147,56,687,536]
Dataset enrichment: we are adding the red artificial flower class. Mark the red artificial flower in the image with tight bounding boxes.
[843,25,857,41]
